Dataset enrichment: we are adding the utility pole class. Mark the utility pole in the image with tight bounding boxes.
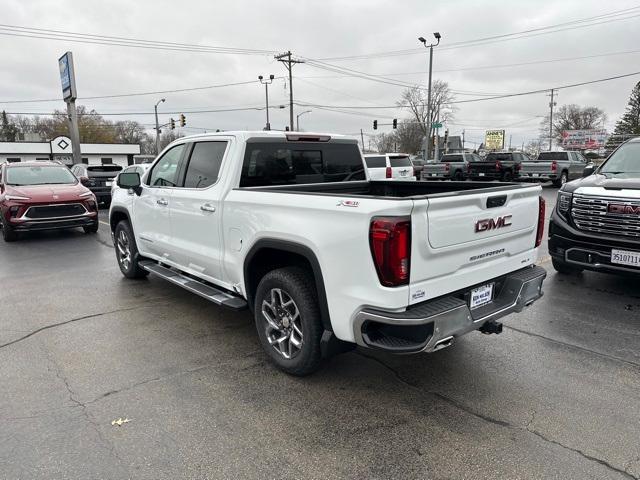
[275,51,304,131]
[462,129,465,151]
[419,32,442,160]
[154,98,165,155]
[548,88,556,151]
[258,75,275,130]
[360,129,365,152]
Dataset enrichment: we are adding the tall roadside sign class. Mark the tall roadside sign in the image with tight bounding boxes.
[58,52,81,164]
[485,129,505,151]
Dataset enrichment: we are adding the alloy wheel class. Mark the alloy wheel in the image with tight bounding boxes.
[116,230,132,270]
[261,288,303,359]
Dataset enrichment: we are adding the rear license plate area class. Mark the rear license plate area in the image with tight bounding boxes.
[470,283,494,309]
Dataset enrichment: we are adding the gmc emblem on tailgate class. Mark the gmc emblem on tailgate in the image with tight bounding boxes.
[608,203,640,215]
[475,215,512,233]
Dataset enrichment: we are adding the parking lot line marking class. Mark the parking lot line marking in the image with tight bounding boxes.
[99,220,110,226]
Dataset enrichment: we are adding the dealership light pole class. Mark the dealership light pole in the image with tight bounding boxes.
[296,110,311,131]
[154,98,165,155]
[419,32,441,160]
[259,75,275,130]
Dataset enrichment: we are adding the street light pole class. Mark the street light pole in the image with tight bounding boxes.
[296,110,311,131]
[154,98,165,155]
[419,32,441,160]
[258,75,274,130]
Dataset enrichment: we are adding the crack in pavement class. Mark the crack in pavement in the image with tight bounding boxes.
[356,351,638,480]
[505,325,640,370]
[0,302,169,351]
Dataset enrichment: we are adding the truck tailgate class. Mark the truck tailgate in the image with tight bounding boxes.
[520,161,553,174]
[409,186,541,302]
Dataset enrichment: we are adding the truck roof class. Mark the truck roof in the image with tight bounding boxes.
[176,131,357,142]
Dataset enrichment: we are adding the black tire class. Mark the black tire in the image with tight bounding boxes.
[254,267,323,376]
[453,170,464,181]
[553,171,568,188]
[502,170,513,182]
[114,220,148,279]
[1,219,17,242]
[83,222,99,234]
[552,258,583,275]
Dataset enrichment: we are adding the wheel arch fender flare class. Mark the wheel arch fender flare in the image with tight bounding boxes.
[243,239,332,332]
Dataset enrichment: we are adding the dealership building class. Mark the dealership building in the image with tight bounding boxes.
[0,135,141,167]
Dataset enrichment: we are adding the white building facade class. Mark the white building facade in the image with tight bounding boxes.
[0,136,141,167]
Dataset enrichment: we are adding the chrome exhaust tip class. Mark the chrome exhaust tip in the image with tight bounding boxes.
[433,336,454,351]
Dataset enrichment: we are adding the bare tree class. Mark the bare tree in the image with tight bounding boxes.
[539,104,607,145]
[399,80,456,142]
[373,132,396,153]
[113,120,149,145]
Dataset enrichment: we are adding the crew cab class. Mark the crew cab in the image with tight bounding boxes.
[519,151,588,187]
[468,151,527,181]
[71,164,123,206]
[549,138,640,276]
[421,152,482,180]
[110,132,546,375]
[0,161,98,242]
[364,153,415,181]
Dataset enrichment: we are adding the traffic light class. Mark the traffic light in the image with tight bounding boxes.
[179,114,186,127]
[170,118,175,130]
[373,120,378,130]
[392,118,397,129]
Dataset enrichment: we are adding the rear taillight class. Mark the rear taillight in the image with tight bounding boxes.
[444,163,450,172]
[370,217,411,287]
[535,196,546,247]
[466,163,471,173]
[495,160,502,171]
[551,161,558,172]
[385,167,392,178]
[515,163,522,172]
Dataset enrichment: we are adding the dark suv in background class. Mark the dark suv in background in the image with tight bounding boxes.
[468,151,527,181]
[70,164,122,206]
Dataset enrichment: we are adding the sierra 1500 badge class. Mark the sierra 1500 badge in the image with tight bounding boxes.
[475,214,512,232]
[337,200,359,208]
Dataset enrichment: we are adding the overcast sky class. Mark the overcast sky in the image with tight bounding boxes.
[1,0,639,149]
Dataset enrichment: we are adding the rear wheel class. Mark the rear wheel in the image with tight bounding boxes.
[553,171,568,188]
[453,170,464,181]
[552,258,583,275]
[254,267,323,376]
[1,219,17,242]
[114,220,149,279]
[502,171,513,182]
[83,221,99,234]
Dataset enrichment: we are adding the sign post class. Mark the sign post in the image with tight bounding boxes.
[58,52,81,165]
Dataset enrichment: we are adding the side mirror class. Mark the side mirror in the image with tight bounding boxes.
[117,172,142,195]
[582,164,596,177]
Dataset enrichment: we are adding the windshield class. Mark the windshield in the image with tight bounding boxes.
[537,152,568,161]
[6,165,77,186]
[389,155,412,167]
[600,142,640,177]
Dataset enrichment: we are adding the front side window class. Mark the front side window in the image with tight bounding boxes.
[183,142,228,188]
[6,165,77,185]
[148,144,186,187]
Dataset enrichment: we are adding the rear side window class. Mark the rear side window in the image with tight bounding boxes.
[365,156,386,168]
[389,155,412,167]
[240,142,365,187]
[183,141,227,188]
[148,144,186,187]
[537,152,568,161]
[441,154,463,162]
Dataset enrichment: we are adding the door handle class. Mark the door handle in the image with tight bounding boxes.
[157,198,168,206]
[200,203,216,213]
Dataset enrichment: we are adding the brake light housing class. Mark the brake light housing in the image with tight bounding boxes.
[444,163,450,172]
[495,160,502,171]
[551,161,558,172]
[385,166,392,178]
[370,217,411,287]
[535,196,546,247]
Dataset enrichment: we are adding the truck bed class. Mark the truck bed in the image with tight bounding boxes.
[239,180,528,199]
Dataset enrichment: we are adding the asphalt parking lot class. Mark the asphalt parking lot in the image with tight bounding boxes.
[1,184,639,480]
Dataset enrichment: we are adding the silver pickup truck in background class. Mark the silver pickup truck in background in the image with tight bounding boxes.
[421,153,483,180]
[518,151,590,187]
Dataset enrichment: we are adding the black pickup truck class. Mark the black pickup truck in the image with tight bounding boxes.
[467,152,527,181]
[549,137,640,276]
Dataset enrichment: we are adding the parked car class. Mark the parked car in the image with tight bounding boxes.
[519,151,589,187]
[467,151,527,181]
[421,152,483,180]
[364,153,416,181]
[110,131,546,375]
[549,137,640,276]
[111,164,151,197]
[409,155,425,177]
[70,164,123,206]
[0,161,98,242]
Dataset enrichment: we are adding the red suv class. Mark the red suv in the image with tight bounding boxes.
[0,161,99,242]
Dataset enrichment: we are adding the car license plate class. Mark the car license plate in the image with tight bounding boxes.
[479,173,485,177]
[430,173,437,177]
[470,283,494,309]
[531,173,539,177]
[105,181,112,186]
[611,249,640,268]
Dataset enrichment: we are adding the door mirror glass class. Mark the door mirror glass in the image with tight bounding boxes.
[582,164,596,177]
[118,171,141,189]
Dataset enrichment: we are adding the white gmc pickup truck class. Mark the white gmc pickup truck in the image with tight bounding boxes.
[110,131,546,375]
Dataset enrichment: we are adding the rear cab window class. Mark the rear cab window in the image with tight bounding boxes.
[486,153,513,162]
[537,152,568,161]
[240,141,365,187]
[441,154,463,162]
[388,155,412,167]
